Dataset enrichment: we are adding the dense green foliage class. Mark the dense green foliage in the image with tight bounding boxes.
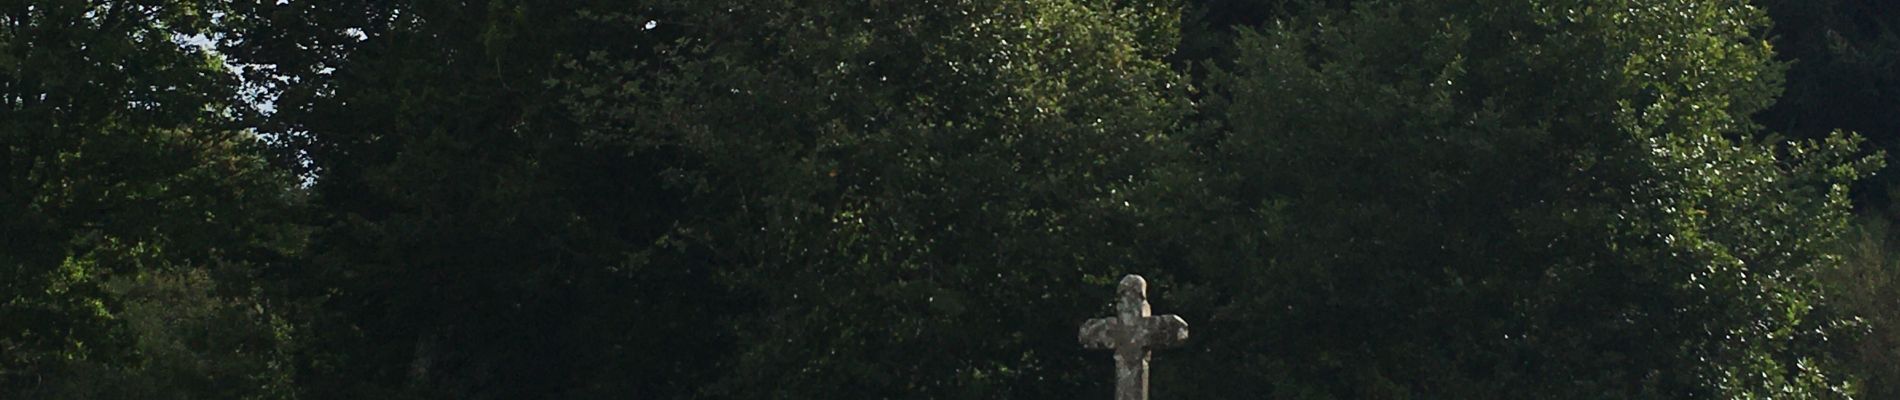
[1175,1,1875,397]
[1757,0,1900,397]
[2,0,300,397]
[561,2,1188,398]
[6,0,1900,398]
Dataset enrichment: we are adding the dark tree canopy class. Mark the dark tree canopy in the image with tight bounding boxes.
[1176,1,1874,397]
[5,0,1899,398]
[2,1,301,397]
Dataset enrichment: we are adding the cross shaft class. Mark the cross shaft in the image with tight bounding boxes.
[1079,275,1189,400]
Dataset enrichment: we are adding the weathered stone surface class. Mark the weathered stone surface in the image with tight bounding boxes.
[1078,274,1189,400]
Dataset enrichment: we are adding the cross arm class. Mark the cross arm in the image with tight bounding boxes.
[1078,315,1190,349]
[1079,317,1117,349]
[1144,314,1189,348]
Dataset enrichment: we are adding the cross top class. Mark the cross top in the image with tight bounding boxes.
[1079,274,1189,400]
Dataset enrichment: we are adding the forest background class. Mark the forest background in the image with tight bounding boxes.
[5,0,1900,398]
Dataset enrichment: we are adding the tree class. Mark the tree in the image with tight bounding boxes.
[1168,0,1878,398]
[1,0,301,398]
[101,0,1887,397]
[1827,211,1900,398]
[1753,1,1900,395]
[218,1,725,397]
[1757,0,1900,175]
[233,0,1194,397]
[562,0,1192,397]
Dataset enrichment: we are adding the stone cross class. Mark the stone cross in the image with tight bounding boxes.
[1079,274,1189,400]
